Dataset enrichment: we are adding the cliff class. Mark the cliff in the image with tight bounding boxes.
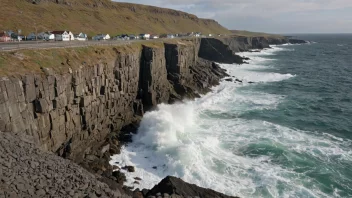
[0,0,230,36]
[0,36,305,197]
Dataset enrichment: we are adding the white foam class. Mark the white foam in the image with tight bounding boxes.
[110,45,351,198]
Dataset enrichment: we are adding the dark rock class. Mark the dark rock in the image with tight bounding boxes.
[112,171,126,183]
[133,191,144,198]
[224,78,233,82]
[288,38,307,44]
[147,176,239,198]
[122,166,135,172]
[134,177,142,181]
[235,79,243,83]
[142,189,149,196]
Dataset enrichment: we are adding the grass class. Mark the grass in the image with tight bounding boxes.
[230,30,285,39]
[0,39,195,76]
[0,0,231,37]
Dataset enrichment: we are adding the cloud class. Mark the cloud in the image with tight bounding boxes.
[113,0,352,33]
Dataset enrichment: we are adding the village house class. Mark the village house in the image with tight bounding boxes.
[92,34,110,40]
[27,32,37,40]
[167,34,175,39]
[38,32,55,40]
[52,31,74,41]
[139,33,150,40]
[74,32,88,41]
[150,35,159,39]
[0,32,11,42]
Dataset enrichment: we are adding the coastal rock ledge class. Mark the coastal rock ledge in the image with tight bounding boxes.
[0,36,306,197]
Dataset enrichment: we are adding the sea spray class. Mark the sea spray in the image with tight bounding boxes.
[111,41,352,198]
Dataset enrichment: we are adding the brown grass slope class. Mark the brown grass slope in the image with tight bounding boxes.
[0,0,230,36]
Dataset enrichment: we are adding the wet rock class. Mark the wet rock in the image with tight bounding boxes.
[123,166,135,172]
[147,176,239,198]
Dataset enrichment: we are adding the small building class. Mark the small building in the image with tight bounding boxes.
[150,35,159,39]
[129,34,137,40]
[195,32,201,37]
[10,33,23,41]
[167,34,175,39]
[27,32,37,40]
[75,32,88,41]
[0,32,11,42]
[52,31,74,41]
[92,34,110,40]
[139,34,150,40]
[38,32,55,40]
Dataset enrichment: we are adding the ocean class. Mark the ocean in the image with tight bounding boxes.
[111,34,352,198]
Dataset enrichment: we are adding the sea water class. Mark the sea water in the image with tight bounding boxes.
[111,34,352,198]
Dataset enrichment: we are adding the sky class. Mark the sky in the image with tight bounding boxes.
[113,0,352,33]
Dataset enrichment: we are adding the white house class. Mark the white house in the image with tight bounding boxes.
[92,34,110,41]
[167,34,175,39]
[75,32,88,41]
[139,34,150,40]
[38,32,55,40]
[52,31,74,41]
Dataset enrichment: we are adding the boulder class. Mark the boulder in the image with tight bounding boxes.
[147,176,239,198]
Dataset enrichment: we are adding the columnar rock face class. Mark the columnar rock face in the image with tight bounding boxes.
[0,47,144,163]
[0,37,295,165]
[0,36,306,197]
[139,45,171,110]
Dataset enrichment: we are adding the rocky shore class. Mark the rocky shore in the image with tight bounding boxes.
[0,36,306,197]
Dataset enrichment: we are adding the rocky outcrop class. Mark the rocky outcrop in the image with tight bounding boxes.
[288,38,308,44]
[146,176,239,198]
[0,131,130,198]
[198,36,305,64]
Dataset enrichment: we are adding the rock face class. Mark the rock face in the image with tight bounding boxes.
[0,38,231,165]
[198,36,289,64]
[147,176,239,198]
[0,36,305,197]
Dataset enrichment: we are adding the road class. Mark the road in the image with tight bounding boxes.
[0,40,141,51]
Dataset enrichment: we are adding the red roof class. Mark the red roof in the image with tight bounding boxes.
[0,33,9,37]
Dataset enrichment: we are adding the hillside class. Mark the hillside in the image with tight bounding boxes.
[0,0,230,36]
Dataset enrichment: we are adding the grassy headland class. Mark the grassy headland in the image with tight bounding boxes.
[0,0,230,36]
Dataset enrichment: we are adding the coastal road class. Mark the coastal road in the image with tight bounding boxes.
[0,37,198,51]
[0,39,144,51]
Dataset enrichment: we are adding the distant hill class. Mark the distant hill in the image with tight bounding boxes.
[231,30,284,38]
[0,0,230,36]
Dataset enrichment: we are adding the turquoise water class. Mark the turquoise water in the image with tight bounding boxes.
[112,35,352,198]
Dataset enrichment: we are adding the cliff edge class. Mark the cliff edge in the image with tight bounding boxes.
[0,36,306,197]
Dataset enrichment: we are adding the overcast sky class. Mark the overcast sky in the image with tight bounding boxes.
[114,0,352,33]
